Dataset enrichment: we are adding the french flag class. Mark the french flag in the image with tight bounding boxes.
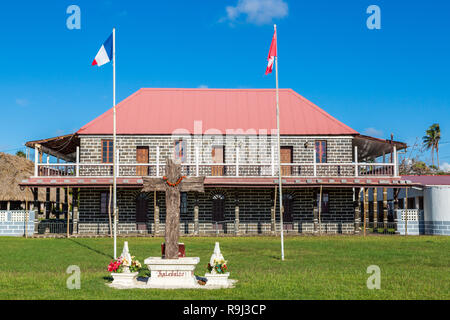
[92,33,113,67]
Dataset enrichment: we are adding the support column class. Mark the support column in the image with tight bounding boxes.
[39,150,43,176]
[45,188,50,220]
[64,188,68,220]
[271,186,277,234]
[414,196,420,209]
[234,192,240,235]
[153,191,160,236]
[56,188,61,220]
[405,188,409,236]
[363,188,369,236]
[318,186,323,235]
[194,193,199,235]
[393,188,400,234]
[40,202,44,217]
[313,188,319,234]
[373,188,378,231]
[383,188,388,230]
[32,188,39,234]
[66,188,69,238]
[354,188,361,234]
[72,188,79,234]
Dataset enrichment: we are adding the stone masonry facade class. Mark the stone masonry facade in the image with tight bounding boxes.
[75,134,357,235]
[77,186,356,235]
[79,135,354,177]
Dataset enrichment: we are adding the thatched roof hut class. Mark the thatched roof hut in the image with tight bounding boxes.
[0,152,56,202]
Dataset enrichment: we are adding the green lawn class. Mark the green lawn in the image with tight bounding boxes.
[0,235,448,300]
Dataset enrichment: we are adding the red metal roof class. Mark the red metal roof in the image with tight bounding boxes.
[77,88,359,136]
[401,175,450,186]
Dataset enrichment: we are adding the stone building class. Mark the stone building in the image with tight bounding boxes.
[21,88,413,235]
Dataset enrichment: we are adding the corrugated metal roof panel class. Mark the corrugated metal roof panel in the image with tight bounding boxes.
[77,88,359,135]
[402,175,450,186]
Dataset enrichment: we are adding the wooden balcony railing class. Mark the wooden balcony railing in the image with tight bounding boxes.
[34,162,398,178]
[33,145,399,178]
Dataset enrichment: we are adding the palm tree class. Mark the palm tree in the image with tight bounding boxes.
[433,124,441,168]
[422,124,441,168]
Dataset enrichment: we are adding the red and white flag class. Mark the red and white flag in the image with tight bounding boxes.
[265,29,277,75]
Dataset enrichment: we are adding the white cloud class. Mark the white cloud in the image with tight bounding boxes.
[224,0,288,25]
[15,98,29,107]
[440,162,450,172]
[198,85,209,89]
[363,127,383,138]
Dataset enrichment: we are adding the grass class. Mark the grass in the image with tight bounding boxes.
[0,235,449,300]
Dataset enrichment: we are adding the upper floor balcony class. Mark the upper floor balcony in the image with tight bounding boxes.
[32,144,400,179]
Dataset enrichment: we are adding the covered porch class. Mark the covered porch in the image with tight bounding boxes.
[25,134,406,180]
[20,177,420,236]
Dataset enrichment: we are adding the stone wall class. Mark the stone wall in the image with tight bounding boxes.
[76,187,355,234]
[79,135,354,176]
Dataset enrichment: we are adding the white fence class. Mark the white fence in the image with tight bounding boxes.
[0,210,35,236]
[396,209,423,222]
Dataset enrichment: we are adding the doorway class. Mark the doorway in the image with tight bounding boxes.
[211,146,225,176]
[212,193,225,222]
[136,193,148,230]
[282,193,294,223]
[280,146,293,176]
[136,146,149,176]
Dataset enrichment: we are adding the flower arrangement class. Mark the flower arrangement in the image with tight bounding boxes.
[163,176,186,187]
[108,257,124,273]
[207,258,228,274]
[129,256,142,273]
[107,256,142,273]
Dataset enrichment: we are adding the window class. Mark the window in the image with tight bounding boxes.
[174,140,186,162]
[317,192,329,213]
[100,192,111,215]
[180,192,188,215]
[102,140,114,163]
[315,140,327,163]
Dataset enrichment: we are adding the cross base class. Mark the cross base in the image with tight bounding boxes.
[144,257,200,288]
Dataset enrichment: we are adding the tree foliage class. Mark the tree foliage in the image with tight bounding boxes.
[15,150,26,158]
[422,123,441,168]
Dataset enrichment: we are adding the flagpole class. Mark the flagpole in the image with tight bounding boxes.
[112,27,117,259]
[274,24,285,261]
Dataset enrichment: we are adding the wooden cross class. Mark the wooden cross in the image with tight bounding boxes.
[142,159,205,259]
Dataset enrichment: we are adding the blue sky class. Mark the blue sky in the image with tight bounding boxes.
[0,0,449,168]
